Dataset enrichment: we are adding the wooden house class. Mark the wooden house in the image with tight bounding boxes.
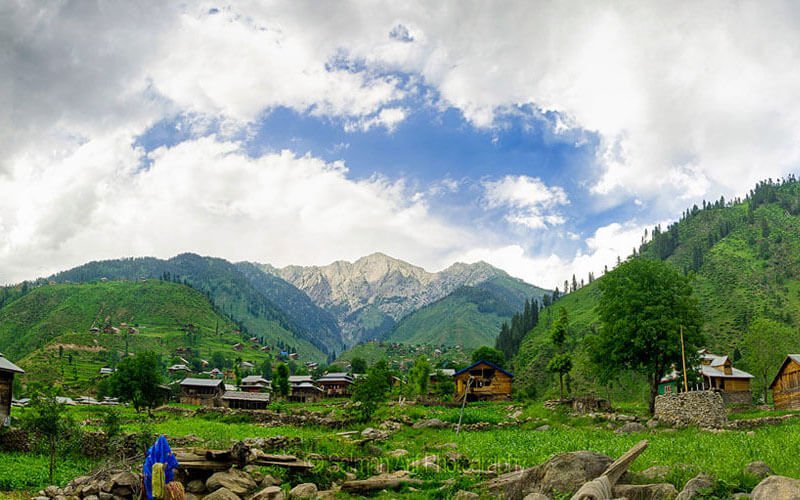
[288,375,323,403]
[222,390,270,410]
[317,372,354,397]
[0,354,24,425]
[240,375,271,393]
[699,351,753,404]
[453,360,513,402]
[179,378,225,407]
[770,355,800,410]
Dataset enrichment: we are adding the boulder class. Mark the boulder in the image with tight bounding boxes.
[614,483,678,500]
[522,494,550,500]
[244,465,265,484]
[743,461,773,480]
[453,491,479,499]
[84,496,99,500]
[387,449,409,457]
[676,473,714,500]
[288,483,318,499]
[638,465,671,482]
[187,480,207,494]
[203,487,242,500]
[251,485,285,500]
[751,475,800,500]
[260,475,281,488]
[110,471,139,488]
[481,450,613,498]
[412,418,449,429]
[410,455,440,472]
[360,427,389,440]
[615,422,647,434]
[207,469,258,496]
[98,493,114,500]
[535,425,550,432]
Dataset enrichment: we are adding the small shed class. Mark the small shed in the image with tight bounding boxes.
[770,354,800,410]
[453,360,513,402]
[222,390,270,410]
[0,354,24,425]
[179,378,225,407]
[699,352,754,405]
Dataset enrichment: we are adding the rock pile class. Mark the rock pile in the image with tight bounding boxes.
[654,391,727,428]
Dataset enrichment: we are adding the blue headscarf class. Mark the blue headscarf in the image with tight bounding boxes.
[143,435,180,500]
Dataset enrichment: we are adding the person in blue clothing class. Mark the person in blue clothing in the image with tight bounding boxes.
[143,435,180,500]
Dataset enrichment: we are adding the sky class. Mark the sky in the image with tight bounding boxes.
[2,1,800,289]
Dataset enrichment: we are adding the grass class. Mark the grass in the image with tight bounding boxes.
[6,400,800,496]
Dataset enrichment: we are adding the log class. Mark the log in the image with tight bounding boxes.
[173,448,313,471]
[340,474,424,494]
[570,440,649,500]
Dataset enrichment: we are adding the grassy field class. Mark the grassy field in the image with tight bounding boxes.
[5,400,800,497]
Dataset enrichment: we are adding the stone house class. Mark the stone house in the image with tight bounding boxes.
[179,378,225,406]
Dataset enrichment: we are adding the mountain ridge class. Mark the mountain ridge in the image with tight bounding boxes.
[259,252,548,345]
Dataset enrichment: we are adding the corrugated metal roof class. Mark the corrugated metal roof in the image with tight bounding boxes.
[180,377,224,387]
[241,375,270,384]
[222,390,270,402]
[454,360,514,378]
[289,375,313,383]
[701,365,754,379]
[0,355,24,374]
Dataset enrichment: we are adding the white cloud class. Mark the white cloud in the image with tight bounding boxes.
[483,176,569,229]
[344,107,408,133]
[452,220,650,290]
[0,136,471,284]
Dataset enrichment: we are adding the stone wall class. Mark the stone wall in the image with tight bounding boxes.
[654,390,727,428]
[721,390,752,405]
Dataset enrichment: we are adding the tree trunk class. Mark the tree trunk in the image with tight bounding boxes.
[648,376,659,415]
[559,374,564,400]
[49,437,56,484]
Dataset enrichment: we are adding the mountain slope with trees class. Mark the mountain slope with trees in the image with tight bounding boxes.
[515,177,800,402]
[47,253,340,359]
[385,285,520,348]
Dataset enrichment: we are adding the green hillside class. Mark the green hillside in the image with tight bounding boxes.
[0,281,287,395]
[47,253,339,360]
[386,285,519,348]
[515,177,800,401]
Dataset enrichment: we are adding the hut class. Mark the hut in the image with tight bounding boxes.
[240,375,272,393]
[453,360,513,402]
[0,354,24,425]
[699,351,753,404]
[770,355,800,410]
[179,378,224,407]
[317,372,354,397]
[288,375,323,403]
[222,391,270,410]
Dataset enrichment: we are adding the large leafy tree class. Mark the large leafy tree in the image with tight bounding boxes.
[742,317,797,403]
[471,346,506,368]
[351,360,391,421]
[108,351,164,415]
[594,258,703,414]
[409,354,431,398]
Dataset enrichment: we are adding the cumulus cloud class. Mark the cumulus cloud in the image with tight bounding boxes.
[3,1,799,287]
[0,137,470,284]
[483,176,569,229]
[453,220,650,289]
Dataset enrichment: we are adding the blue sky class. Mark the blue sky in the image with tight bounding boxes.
[2,2,800,287]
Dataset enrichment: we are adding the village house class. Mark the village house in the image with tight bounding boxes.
[179,378,225,407]
[99,367,115,375]
[770,355,800,410]
[208,368,223,378]
[317,372,354,397]
[0,354,24,425]
[288,375,323,403]
[222,390,270,410]
[168,364,191,375]
[240,361,255,371]
[240,375,272,393]
[698,350,753,404]
[453,360,513,402]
